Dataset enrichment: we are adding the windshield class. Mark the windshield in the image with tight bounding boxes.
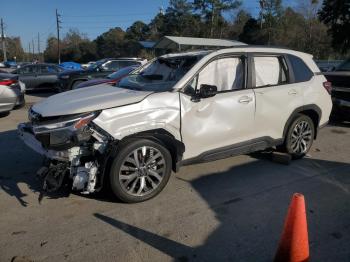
[87,60,104,70]
[117,55,203,91]
[107,66,137,79]
[336,59,350,71]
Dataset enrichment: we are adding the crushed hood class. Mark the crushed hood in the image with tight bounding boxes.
[32,84,152,117]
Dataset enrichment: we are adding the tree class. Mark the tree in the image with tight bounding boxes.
[319,0,350,53]
[259,0,283,45]
[61,29,89,61]
[43,35,60,63]
[1,37,25,61]
[193,0,241,37]
[226,9,251,39]
[125,21,149,41]
[239,18,265,44]
[94,27,126,58]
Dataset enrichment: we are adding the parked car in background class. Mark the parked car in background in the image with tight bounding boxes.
[12,63,65,91]
[0,62,5,68]
[315,60,343,72]
[19,47,332,203]
[81,61,95,69]
[74,65,139,89]
[58,58,147,90]
[323,58,350,119]
[60,62,82,70]
[4,61,17,68]
[0,72,25,113]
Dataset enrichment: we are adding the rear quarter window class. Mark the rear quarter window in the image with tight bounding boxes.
[288,55,313,82]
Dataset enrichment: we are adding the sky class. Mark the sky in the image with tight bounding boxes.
[0,0,286,52]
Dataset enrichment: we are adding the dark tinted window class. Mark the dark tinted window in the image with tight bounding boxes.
[336,59,350,71]
[119,60,141,68]
[288,55,313,82]
[20,65,39,74]
[40,65,59,73]
[104,61,120,71]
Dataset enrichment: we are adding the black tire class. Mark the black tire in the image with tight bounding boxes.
[109,139,172,203]
[71,80,85,90]
[284,114,315,159]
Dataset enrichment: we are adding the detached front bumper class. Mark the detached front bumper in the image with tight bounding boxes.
[18,123,69,161]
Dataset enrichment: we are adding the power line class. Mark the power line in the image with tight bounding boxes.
[62,12,155,18]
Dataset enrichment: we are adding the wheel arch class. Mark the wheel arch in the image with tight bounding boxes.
[70,78,88,89]
[111,128,185,173]
[283,104,322,140]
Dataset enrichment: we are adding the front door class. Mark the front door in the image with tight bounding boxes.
[180,56,256,160]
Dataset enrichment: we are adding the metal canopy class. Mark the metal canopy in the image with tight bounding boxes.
[154,36,246,50]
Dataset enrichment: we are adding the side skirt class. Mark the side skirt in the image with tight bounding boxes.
[180,137,283,166]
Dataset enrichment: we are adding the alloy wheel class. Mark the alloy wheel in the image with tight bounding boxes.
[118,146,166,197]
[290,120,313,154]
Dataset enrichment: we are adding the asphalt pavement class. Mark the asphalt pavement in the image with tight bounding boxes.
[0,92,349,262]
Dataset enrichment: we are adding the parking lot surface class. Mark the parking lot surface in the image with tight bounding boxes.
[0,93,350,262]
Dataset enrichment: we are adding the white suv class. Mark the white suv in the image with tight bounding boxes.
[18,47,332,202]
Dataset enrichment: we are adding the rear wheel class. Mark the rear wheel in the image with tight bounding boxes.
[71,80,85,90]
[109,139,172,203]
[284,114,315,159]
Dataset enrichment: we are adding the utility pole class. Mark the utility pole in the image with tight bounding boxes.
[259,0,266,29]
[1,18,7,62]
[32,39,35,59]
[28,42,31,61]
[56,9,61,64]
[37,32,41,62]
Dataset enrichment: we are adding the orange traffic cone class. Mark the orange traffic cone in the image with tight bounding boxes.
[274,193,309,262]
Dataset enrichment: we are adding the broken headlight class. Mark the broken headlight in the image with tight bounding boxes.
[32,112,100,149]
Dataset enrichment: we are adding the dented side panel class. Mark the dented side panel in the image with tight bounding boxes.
[180,90,256,160]
[93,92,181,141]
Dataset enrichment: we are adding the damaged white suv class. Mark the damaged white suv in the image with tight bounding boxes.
[18,47,332,202]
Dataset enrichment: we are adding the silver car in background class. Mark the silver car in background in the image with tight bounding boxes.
[0,73,25,113]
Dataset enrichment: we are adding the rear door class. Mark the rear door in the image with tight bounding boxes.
[251,53,304,140]
[38,65,60,89]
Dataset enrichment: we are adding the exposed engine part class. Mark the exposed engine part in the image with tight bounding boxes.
[72,161,98,193]
[37,162,69,193]
[19,120,111,196]
[68,146,91,167]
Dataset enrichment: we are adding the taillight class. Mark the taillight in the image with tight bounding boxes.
[106,80,117,85]
[323,81,332,95]
[0,79,18,86]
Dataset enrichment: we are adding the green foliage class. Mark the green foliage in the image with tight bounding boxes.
[0,36,25,61]
[319,0,350,53]
[37,0,349,63]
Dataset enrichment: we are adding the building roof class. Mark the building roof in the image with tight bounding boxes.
[138,41,156,49]
[153,36,246,50]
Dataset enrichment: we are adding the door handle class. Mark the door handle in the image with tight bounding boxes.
[238,96,253,104]
[288,89,297,95]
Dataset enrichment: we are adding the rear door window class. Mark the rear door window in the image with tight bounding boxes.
[103,61,120,71]
[40,65,59,74]
[253,56,288,88]
[119,60,141,68]
[287,55,313,82]
[21,65,38,74]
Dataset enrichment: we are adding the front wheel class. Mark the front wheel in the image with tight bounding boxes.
[109,139,172,203]
[284,114,315,159]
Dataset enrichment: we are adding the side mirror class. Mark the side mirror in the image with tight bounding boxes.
[200,84,217,98]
